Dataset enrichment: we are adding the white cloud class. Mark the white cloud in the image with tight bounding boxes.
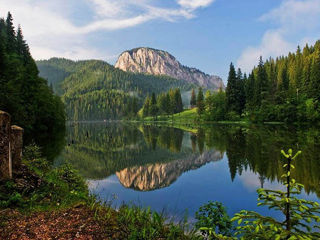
[0,0,215,60]
[178,0,215,9]
[237,0,320,73]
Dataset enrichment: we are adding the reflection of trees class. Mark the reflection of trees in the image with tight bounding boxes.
[40,126,66,161]
[58,123,320,197]
[197,128,205,154]
[142,125,184,153]
[191,134,197,153]
[59,123,190,180]
[225,127,247,181]
[205,125,320,197]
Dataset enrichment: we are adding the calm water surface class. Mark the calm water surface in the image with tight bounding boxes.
[54,123,320,221]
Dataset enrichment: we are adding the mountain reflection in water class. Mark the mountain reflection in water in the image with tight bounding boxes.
[55,122,320,218]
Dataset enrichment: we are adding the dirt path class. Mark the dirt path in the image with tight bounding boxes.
[0,206,116,240]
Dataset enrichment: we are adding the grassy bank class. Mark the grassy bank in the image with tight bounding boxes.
[137,108,286,134]
[0,145,199,240]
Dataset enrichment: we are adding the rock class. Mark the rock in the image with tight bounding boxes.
[115,47,224,89]
[0,111,11,179]
[11,125,24,169]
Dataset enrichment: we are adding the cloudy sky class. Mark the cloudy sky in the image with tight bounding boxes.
[1,0,320,81]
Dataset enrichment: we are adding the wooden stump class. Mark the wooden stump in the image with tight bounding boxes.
[0,111,11,179]
[11,125,23,170]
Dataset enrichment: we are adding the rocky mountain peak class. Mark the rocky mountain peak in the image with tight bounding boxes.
[115,47,224,89]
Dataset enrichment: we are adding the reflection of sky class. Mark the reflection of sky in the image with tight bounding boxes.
[88,154,320,222]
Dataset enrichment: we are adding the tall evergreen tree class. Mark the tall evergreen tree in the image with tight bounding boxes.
[236,68,246,114]
[245,72,255,109]
[310,49,320,100]
[5,12,16,53]
[197,87,205,115]
[0,12,65,144]
[226,63,237,112]
[174,88,183,113]
[150,92,158,117]
[190,88,196,108]
[255,57,269,106]
[143,96,151,117]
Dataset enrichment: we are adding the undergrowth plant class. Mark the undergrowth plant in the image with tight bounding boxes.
[232,149,320,239]
[195,201,233,238]
[198,149,320,240]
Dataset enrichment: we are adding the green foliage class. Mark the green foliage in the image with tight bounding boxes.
[204,89,227,121]
[197,87,205,115]
[37,58,192,120]
[226,64,245,115]
[0,144,88,212]
[0,12,65,144]
[116,205,197,240]
[142,88,184,118]
[213,41,320,124]
[195,201,233,237]
[232,149,320,239]
[190,89,197,107]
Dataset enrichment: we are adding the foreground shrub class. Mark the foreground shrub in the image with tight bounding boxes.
[198,149,320,240]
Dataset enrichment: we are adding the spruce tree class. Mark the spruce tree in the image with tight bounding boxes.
[197,87,205,115]
[190,88,196,108]
[150,92,158,118]
[174,88,183,113]
[226,63,237,112]
[236,68,246,114]
[245,72,255,109]
[255,57,269,106]
[310,49,320,100]
[5,12,16,53]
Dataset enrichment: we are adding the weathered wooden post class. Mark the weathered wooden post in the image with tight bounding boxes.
[0,110,11,179]
[11,125,23,170]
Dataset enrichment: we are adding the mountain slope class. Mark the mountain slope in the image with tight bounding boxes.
[115,47,224,89]
[36,58,193,120]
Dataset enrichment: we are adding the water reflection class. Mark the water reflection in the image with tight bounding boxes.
[55,123,320,202]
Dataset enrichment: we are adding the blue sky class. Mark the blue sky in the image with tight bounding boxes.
[1,0,320,82]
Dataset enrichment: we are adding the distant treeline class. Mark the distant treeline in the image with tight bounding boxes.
[141,88,184,118]
[0,13,65,143]
[37,59,194,121]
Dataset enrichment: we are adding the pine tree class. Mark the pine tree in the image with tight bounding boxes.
[236,68,246,114]
[174,88,183,113]
[197,87,205,115]
[5,12,16,53]
[143,96,151,117]
[310,49,320,100]
[255,57,269,106]
[226,63,237,112]
[245,72,255,109]
[190,88,196,108]
[150,92,158,118]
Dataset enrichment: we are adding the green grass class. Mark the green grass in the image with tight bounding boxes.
[143,108,198,123]
[0,144,200,239]
[140,108,252,134]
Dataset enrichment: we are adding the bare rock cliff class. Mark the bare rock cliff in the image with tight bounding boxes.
[115,47,224,89]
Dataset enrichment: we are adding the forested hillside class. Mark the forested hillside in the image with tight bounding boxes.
[227,40,320,123]
[194,40,320,124]
[37,58,193,120]
[0,13,65,143]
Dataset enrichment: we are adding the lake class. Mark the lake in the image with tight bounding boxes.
[54,122,320,222]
